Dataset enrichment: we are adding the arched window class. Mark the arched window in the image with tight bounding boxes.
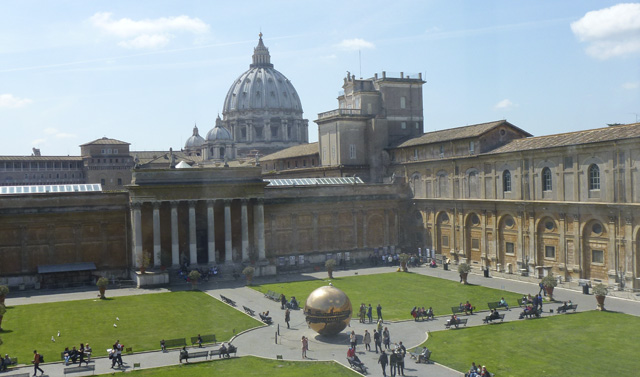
[542,167,552,191]
[503,170,511,192]
[589,164,600,190]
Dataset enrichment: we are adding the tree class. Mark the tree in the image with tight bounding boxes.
[242,266,256,286]
[96,277,109,299]
[325,259,337,279]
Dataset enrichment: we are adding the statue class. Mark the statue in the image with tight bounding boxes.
[169,148,176,168]
[304,285,352,335]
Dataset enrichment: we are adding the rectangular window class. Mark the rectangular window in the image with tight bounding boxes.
[117,178,122,185]
[439,145,444,158]
[442,235,449,247]
[400,96,406,109]
[506,242,515,255]
[349,144,356,159]
[592,250,604,264]
[107,148,112,154]
[114,148,118,153]
[401,122,407,129]
[101,149,106,154]
[471,239,480,250]
[367,103,372,114]
[331,145,336,158]
[469,141,475,154]
[414,149,418,160]
[415,122,420,129]
[322,148,327,161]
[545,245,556,259]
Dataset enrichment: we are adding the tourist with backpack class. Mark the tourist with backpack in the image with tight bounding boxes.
[32,350,44,376]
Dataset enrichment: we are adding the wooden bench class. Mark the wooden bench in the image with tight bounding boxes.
[556,304,578,313]
[63,365,95,375]
[487,301,509,311]
[265,290,280,301]
[180,350,209,363]
[444,318,468,329]
[259,313,273,325]
[161,338,187,350]
[210,345,238,359]
[409,348,432,364]
[483,313,506,324]
[347,358,367,374]
[518,299,531,308]
[243,306,256,316]
[220,295,236,306]
[190,334,216,346]
[519,307,542,319]
[452,305,475,315]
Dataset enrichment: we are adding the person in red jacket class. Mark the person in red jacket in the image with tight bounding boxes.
[33,350,44,376]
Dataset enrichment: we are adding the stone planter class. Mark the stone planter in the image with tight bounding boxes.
[545,286,555,300]
[99,286,106,299]
[595,295,606,311]
[460,272,469,284]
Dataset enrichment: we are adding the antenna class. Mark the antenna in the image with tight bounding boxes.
[359,50,362,78]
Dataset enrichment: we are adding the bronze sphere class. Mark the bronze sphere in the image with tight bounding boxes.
[304,285,352,335]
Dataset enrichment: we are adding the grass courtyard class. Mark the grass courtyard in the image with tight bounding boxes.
[423,310,638,376]
[252,272,524,320]
[0,290,262,363]
[96,356,360,377]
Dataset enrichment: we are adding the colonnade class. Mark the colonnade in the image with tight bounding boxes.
[130,198,265,268]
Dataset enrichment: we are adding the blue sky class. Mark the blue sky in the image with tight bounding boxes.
[0,0,638,156]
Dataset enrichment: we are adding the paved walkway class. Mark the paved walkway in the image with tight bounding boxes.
[4,265,639,377]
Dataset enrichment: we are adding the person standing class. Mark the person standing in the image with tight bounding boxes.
[113,340,123,367]
[78,343,86,367]
[285,308,291,329]
[32,350,44,376]
[389,350,397,377]
[280,294,287,310]
[349,330,357,350]
[301,336,308,359]
[378,350,388,377]
[382,327,391,350]
[197,334,203,348]
[373,329,383,353]
[367,304,373,323]
[377,304,383,323]
[363,329,371,351]
[396,348,405,376]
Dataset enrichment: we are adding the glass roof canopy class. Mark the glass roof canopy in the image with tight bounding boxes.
[0,184,103,196]
[265,177,364,186]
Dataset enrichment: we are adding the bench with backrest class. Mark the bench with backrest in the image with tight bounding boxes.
[556,303,578,313]
[162,338,187,350]
[1,357,18,370]
[180,350,209,363]
[265,290,280,301]
[409,348,432,364]
[190,334,216,346]
[220,295,236,306]
[259,312,273,324]
[483,313,506,324]
[487,301,509,311]
[519,307,542,319]
[444,318,468,329]
[210,345,238,358]
[347,358,367,374]
[63,365,95,375]
[243,306,256,316]
[452,305,474,315]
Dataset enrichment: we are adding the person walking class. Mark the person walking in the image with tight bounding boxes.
[349,330,357,350]
[374,329,383,353]
[378,350,388,376]
[32,350,44,376]
[285,308,291,329]
[383,327,391,350]
[367,304,373,323]
[396,348,405,376]
[377,303,383,323]
[78,343,87,367]
[301,336,308,359]
[363,329,371,351]
[389,350,397,377]
[377,318,383,333]
[197,334,203,348]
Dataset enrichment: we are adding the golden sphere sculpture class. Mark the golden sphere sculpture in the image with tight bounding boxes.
[304,285,352,335]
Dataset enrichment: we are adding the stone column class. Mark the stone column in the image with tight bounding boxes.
[241,199,249,262]
[152,201,162,267]
[384,209,390,246]
[188,200,197,266]
[170,201,179,267]
[254,198,266,260]
[362,210,368,248]
[312,211,319,251]
[559,213,566,277]
[607,216,617,282]
[573,214,581,276]
[352,210,358,249]
[207,200,216,265]
[131,202,142,268]
[224,199,233,263]
[624,216,633,285]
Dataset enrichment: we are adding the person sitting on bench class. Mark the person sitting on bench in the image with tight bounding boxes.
[519,305,535,319]
[430,259,437,268]
[499,297,510,310]
[347,346,363,365]
[219,343,228,358]
[446,314,459,327]
[0,354,11,371]
[464,301,474,315]
[262,311,272,321]
[290,296,299,309]
[179,346,189,363]
[418,347,431,363]
[488,309,500,321]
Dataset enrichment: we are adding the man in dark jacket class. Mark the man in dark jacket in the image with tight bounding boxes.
[389,350,397,377]
[378,350,388,377]
[373,330,383,353]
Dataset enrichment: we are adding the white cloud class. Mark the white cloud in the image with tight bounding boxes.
[55,133,77,139]
[42,127,76,139]
[31,138,46,146]
[336,38,375,51]
[571,3,640,59]
[44,127,58,135]
[494,99,516,110]
[88,12,209,49]
[0,93,32,108]
[622,81,639,90]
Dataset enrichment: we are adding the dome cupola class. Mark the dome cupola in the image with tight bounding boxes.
[206,116,233,141]
[184,124,205,149]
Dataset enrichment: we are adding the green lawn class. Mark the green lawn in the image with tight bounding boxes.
[0,291,262,363]
[252,272,523,320]
[423,311,638,376]
[96,356,360,377]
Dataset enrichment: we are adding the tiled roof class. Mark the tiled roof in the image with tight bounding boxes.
[130,150,198,166]
[0,156,83,161]
[486,122,640,154]
[395,120,531,148]
[80,137,130,146]
[260,142,319,161]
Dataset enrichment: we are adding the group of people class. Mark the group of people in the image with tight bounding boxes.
[376,341,408,377]
[63,343,92,366]
[108,340,124,368]
[357,303,373,323]
[459,301,475,315]
[279,294,299,310]
[0,354,13,372]
[519,293,544,319]
[177,265,219,283]
[465,361,491,377]
[410,306,434,320]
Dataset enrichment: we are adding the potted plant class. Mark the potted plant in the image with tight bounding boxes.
[541,274,558,300]
[188,270,201,290]
[325,259,337,279]
[138,251,152,273]
[0,303,6,331]
[458,263,472,284]
[0,285,8,305]
[242,266,256,286]
[399,253,410,272]
[593,283,608,311]
[96,277,109,299]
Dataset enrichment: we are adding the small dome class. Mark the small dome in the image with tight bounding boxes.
[206,118,233,141]
[185,125,205,148]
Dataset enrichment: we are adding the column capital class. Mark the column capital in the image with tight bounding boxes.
[206,199,216,206]
[607,215,616,224]
[224,198,233,205]
[625,216,633,225]
[152,201,162,210]
[131,201,142,210]
[559,212,566,221]
[170,200,179,208]
[241,198,249,204]
[573,214,580,222]
[188,200,197,208]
